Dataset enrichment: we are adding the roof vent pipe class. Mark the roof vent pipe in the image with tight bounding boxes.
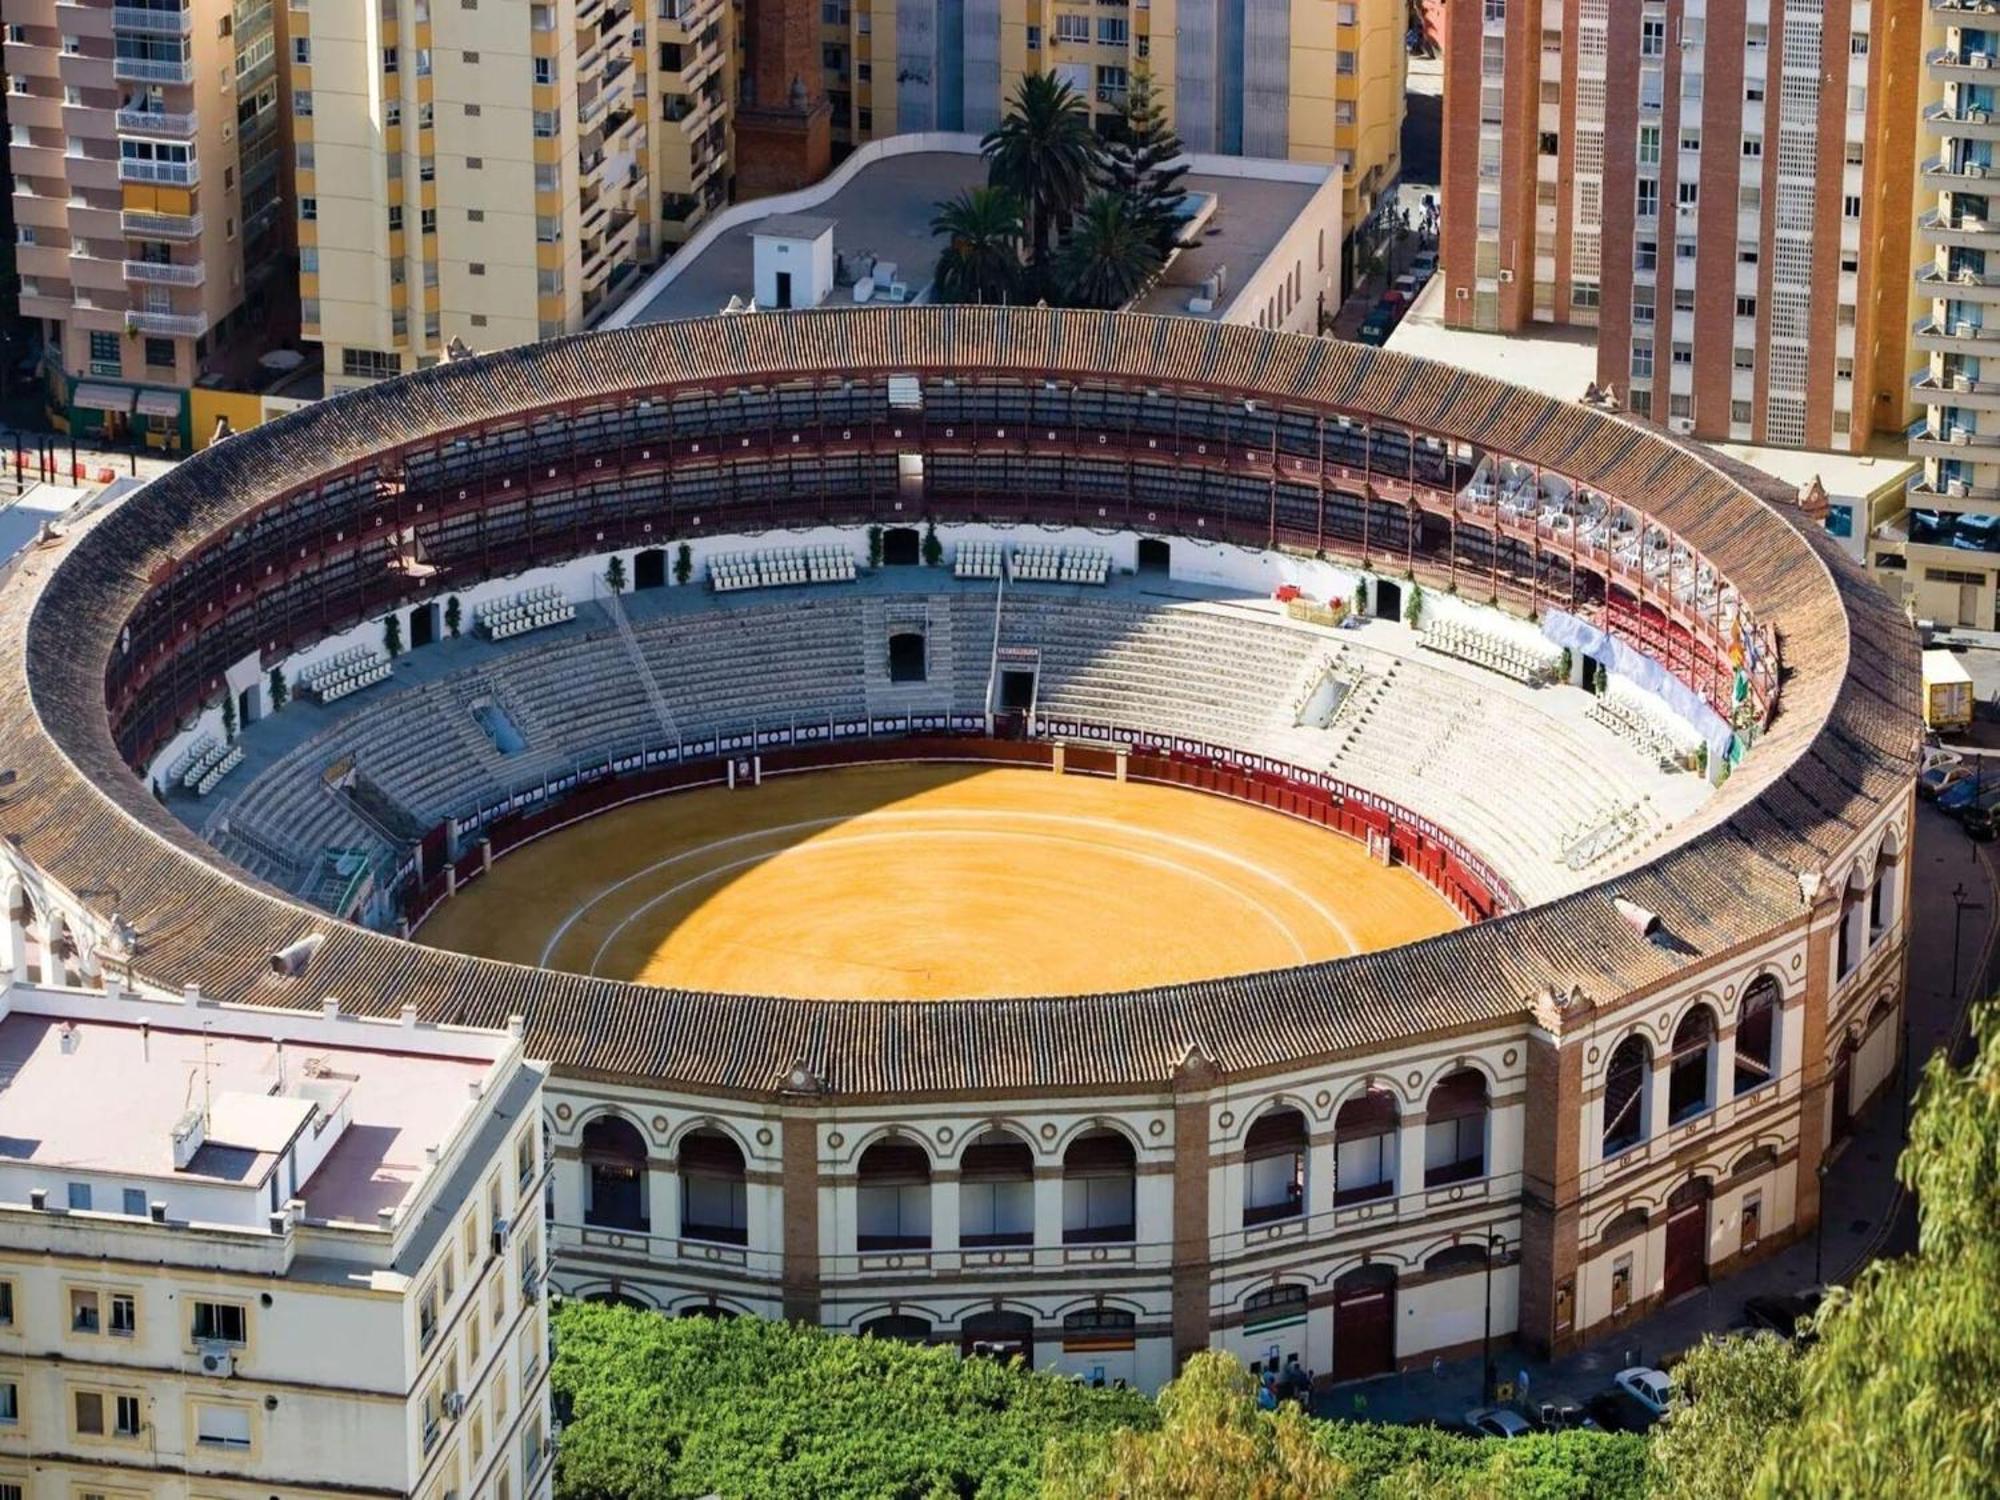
[1613,898,1661,938]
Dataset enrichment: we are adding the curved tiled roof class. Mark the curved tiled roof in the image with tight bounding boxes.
[0,309,1919,1098]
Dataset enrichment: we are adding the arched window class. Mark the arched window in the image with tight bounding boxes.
[582,1291,649,1310]
[1334,1089,1399,1206]
[581,1115,649,1232]
[1424,1071,1488,1188]
[1599,1207,1649,1246]
[1734,977,1780,1096]
[960,1129,1035,1248]
[1062,1307,1136,1338]
[679,1128,747,1246]
[1063,1129,1136,1244]
[961,1309,1033,1365]
[860,1314,932,1344]
[1602,1036,1651,1158]
[1668,1008,1716,1125]
[856,1138,932,1251]
[1244,1283,1308,1324]
[1243,1107,1308,1226]
[1424,1243,1491,1276]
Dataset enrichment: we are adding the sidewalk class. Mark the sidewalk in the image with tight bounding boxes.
[1319,802,1998,1427]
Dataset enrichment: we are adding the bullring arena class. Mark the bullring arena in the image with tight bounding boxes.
[0,307,1917,1391]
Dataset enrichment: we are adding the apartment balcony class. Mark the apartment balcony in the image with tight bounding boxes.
[1908,474,2000,506]
[1925,102,2000,143]
[126,306,206,337]
[1916,315,2000,355]
[1933,0,2000,14]
[112,54,195,84]
[123,258,203,286]
[1909,419,2000,459]
[116,155,197,186]
[111,4,193,35]
[1917,262,2000,302]
[1914,369,2000,412]
[1928,47,2000,81]
[1923,155,2000,192]
[115,105,196,136]
[1919,208,2000,249]
[120,207,201,238]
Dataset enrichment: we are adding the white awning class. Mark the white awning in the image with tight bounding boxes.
[71,383,135,414]
[135,389,182,418]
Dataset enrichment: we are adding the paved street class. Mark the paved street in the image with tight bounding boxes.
[1317,800,1996,1428]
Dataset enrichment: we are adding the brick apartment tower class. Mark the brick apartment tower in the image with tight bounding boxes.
[1440,0,1921,453]
[736,0,832,198]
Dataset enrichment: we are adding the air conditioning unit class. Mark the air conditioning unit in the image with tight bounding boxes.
[522,1274,542,1304]
[490,1217,510,1255]
[1949,478,1972,497]
[1970,164,1990,179]
[1977,52,1994,66]
[442,1390,467,1420]
[1498,268,1515,283]
[1670,416,1696,435]
[1953,427,1972,444]
[196,1343,236,1378]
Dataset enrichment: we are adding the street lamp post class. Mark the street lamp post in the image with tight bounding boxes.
[1931,883,1986,1133]
[1813,1161,1831,1287]
[1481,1233,1503,1405]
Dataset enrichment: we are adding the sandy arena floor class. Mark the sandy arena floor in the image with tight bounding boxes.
[417,764,1462,1000]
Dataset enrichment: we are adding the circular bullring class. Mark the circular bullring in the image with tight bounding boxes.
[0,307,1916,1103]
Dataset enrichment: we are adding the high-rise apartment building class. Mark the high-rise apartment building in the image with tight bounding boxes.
[816,0,1405,282]
[1440,0,1919,452]
[294,0,731,393]
[1875,0,2000,626]
[4,0,286,448]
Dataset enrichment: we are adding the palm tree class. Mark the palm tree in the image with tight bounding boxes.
[1055,193,1164,310]
[981,74,1103,273]
[929,186,1025,304]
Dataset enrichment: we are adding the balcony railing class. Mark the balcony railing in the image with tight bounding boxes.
[1916,316,2000,343]
[112,4,193,34]
[125,307,208,336]
[1930,47,2000,72]
[112,55,196,83]
[123,258,204,285]
[117,156,197,185]
[1917,263,2000,289]
[121,208,201,238]
[115,106,197,136]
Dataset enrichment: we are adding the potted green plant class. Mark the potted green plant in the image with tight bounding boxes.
[866,525,884,570]
[383,614,403,660]
[444,596,462,638]
[221,695,237,741]
[268,666,288,713]
[605,555,627,594]
[674,542,693,586]
[921,519,943,568]
[1404,583,1424,629]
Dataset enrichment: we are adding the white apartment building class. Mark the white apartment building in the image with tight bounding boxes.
[0,912,552,1500]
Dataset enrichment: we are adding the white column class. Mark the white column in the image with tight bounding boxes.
[1396,1115,1428,1205]
[932,1176,960,1252]
[647,1164,676,1244]
[551,1156,586,1226]
[1034,1168,1066,1250]
[1306,1137,1336,1214]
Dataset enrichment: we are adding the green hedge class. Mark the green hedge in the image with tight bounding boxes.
[551,1302,1154,1500]
[551,1302,1648,1500]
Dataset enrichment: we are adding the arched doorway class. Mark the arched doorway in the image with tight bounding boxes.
[881,526,921,566]
[1663,1177,1712,1302]
[861,1314,933,1344]
[1332,1264,1397,1381]
[1137,538,1171,574]
[581,1115,649,1232]
[962,1309,1033,1366]
[678,1128,747,1245]
[634,548,667,590]
[409,601,438,649]
[1243,1107,1307,1226]
[1374,579,1402,622]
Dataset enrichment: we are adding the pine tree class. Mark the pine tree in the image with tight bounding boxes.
[1105,68,1188,253]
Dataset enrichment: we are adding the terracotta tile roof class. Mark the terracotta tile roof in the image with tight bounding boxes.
[0,309,1919,1098]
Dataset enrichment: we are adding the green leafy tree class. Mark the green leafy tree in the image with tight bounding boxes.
[444,595,462,638]
[1751,1001,2000,1498]
[982,73,1103,275]
[1056,193,1165,311]
[1043,1352,1350,1500]
[674,542,693,586]
[605,554,626,595]
[220,694,237,741]
[866,524,884,570]
[921,518,943,568]
[267,666,287,713]
[382,614,403,659]
[1105,68,1188,252]
[931,186,1025,305]
[1647,1334,1802,1500]
[1404,583,1424,629]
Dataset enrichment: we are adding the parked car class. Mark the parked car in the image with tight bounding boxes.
[1356,310,1396,347]
[1742,1288,1825,1344]
[1613,1366,1676,1421]
[1938,773,1990,813]
[1411,251,1438,282]
[1949,782,2000,830]
[1584,1390,1653,1433]
[1392,272,1419,299]
[1464,1407,1536,1440]
[1533,1397,1601,1432]
[1921,763,1974,801]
